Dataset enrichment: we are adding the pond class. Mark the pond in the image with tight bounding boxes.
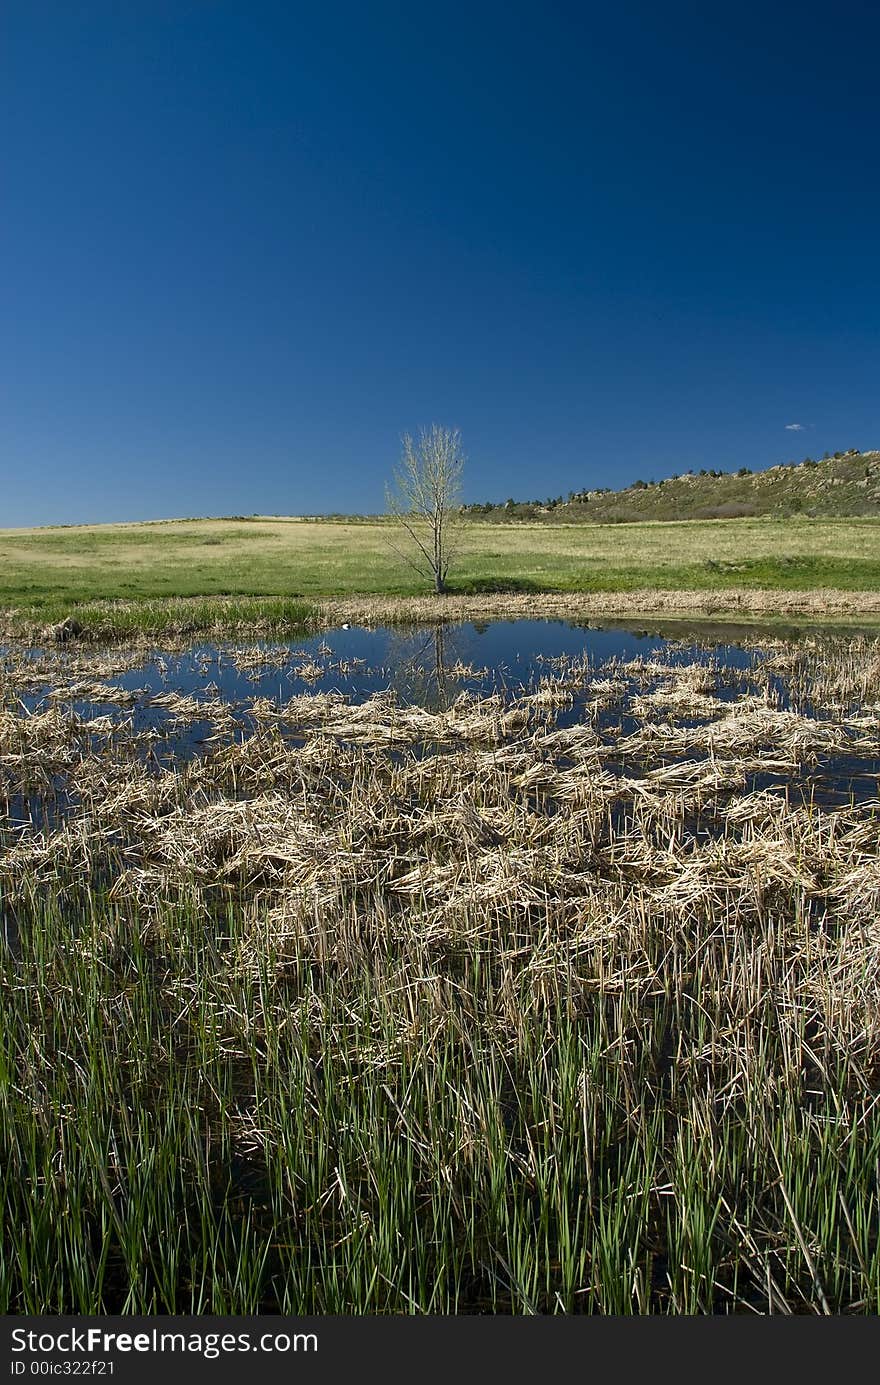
[7,617,763,780]
[6,615,781,721]
[2,616,879,843]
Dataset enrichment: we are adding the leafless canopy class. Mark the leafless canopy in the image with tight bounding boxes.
[385,424,465,594]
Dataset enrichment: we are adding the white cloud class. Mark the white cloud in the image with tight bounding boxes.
[785,423,805,431]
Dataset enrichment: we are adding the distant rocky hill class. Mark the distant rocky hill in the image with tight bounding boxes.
[467,449,880,523]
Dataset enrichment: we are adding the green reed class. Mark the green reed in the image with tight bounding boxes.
[2,871,879,1315]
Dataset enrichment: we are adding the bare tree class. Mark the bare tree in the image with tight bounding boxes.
[385,424,465,594]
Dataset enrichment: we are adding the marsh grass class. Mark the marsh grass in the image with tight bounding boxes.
[2,596,318,642]
[2,634,880,1313]
[78,596,317,640]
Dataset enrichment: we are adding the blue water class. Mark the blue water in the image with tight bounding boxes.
[98,618,754,711]
[3,619,878,826]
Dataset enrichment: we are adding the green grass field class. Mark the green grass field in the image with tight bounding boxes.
[3,514,880,619]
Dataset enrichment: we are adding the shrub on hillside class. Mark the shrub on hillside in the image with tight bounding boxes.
[692,502,758,519]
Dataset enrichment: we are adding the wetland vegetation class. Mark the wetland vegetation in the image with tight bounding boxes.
[2,619,880,1312]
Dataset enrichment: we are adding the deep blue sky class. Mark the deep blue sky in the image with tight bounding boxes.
[2,1,878,525]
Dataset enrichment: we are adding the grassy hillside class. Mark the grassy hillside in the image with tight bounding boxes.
[470,449,880,522]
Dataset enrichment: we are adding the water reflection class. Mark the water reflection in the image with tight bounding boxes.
[3,618,879,830]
